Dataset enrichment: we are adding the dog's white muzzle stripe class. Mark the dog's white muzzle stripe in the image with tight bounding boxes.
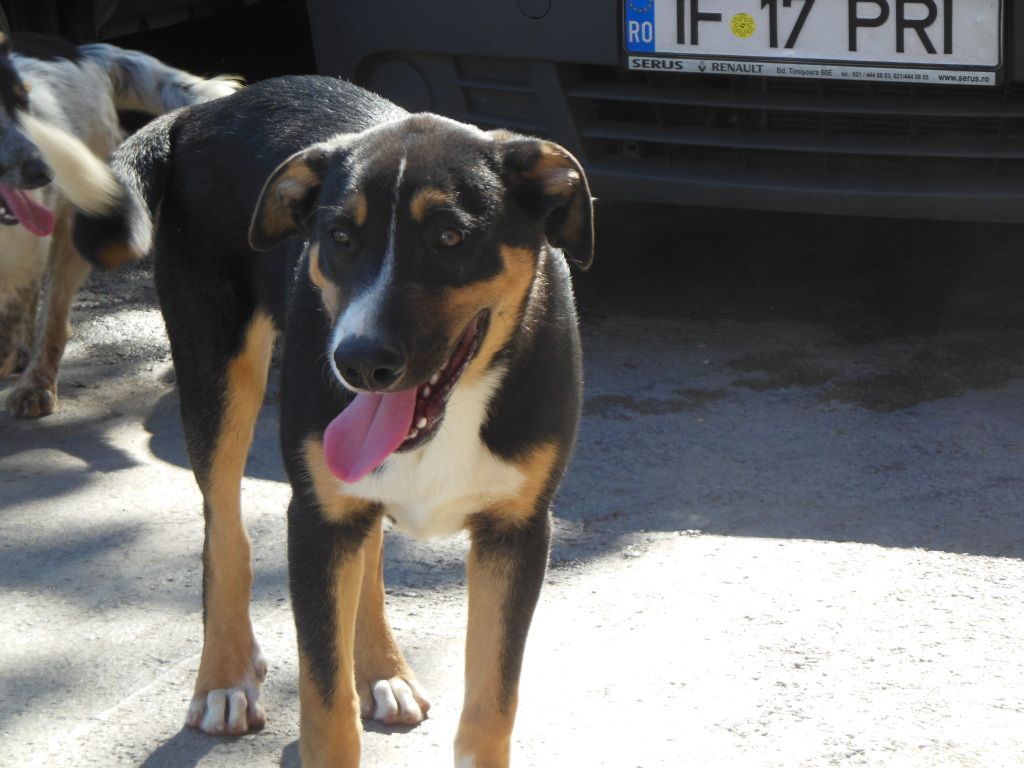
[327,153,408,392]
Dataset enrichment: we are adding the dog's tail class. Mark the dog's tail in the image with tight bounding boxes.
[78,43,241,114]
[19,47,239,269]
[21,110,174,269]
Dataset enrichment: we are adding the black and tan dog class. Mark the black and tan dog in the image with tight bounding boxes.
[62,75,591,767]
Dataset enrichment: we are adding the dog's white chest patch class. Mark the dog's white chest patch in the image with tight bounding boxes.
[343,369,524,538]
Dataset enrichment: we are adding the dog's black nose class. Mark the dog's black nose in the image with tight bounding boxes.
[20,158,52,189]
[334,336,406,392]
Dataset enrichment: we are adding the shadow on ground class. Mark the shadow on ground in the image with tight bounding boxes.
[4,205,1024,612]
[565,205,1024,560]
[139,728,219,768]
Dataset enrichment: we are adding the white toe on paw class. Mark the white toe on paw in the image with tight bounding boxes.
[391,679,425,725]
[226,690,248,733]
[372,679,400,723]
[365,677,430,725]
[199,689,228,734]
[187,686,264,735]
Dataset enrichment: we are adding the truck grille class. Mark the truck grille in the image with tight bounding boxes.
[455,56,547,135]
[567,65,1024,185]
[441,55,1024,218]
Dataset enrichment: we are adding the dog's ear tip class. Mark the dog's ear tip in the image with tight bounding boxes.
[499,137,594,271]
[561,242,594,272]
[247,215,285,252]
[250,144,328,252]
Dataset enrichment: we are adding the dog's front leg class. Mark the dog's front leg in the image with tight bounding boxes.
[8,214,86,417]
[456,507,551,768]
[0,278,38,379]
[355,516,432,725]
[289,488,378,768]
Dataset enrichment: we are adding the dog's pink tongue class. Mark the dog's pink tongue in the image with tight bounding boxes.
[323,389,417,483]
[0,186,54,237]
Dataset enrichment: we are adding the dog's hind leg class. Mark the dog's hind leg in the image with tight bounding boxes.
[172,309,276,736]
[354,517,432,725]
[8,214,87,417]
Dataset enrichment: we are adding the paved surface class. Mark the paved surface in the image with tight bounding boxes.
[2,206,1024,767]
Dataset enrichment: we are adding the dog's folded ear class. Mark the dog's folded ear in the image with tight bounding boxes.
[249,144,331,251]
[499,135,594,271]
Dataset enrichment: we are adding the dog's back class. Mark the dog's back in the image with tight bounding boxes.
[13,35,240,219]
[12,34,239,143]
[77,42,240,114]
[70,76,399,270]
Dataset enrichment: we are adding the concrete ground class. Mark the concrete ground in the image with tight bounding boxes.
[2,206,1024,767]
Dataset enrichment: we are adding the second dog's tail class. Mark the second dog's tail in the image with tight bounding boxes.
[20,46,239,269]
[79,43,241,114]
[22,110,175,269]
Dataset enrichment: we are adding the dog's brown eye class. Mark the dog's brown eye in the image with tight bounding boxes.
[331,229,351,246]
[439,229,463,248]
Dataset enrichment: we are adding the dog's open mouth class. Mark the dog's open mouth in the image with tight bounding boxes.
[0,185,54,236]
[322,311,490,483]
[400,310,490,452]
[0,198,16,226]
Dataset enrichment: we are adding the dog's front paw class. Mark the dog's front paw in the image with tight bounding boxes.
[7,384,56,418]
[359,675,431,725]
[186,644,268,735]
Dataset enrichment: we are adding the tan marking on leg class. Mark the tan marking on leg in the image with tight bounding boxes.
[409,186,452,222]
[9,210,87,418]
[191,313,276,734]
[302,437,378,523]
[298,548,364,767]
[455,548,518,768]
[355,517,406,681]
[486,442,560,527]
[354,517,430,724]
[454,442,559,764]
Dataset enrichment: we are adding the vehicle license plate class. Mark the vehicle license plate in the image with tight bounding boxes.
[624,0,1002,86]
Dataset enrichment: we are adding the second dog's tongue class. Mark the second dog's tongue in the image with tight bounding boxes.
[323,389,417,483]
[0,186,54,237]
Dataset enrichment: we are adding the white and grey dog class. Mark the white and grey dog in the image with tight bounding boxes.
[0,32,239,417]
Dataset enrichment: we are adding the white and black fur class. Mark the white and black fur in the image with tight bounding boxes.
[0,32,239,417]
